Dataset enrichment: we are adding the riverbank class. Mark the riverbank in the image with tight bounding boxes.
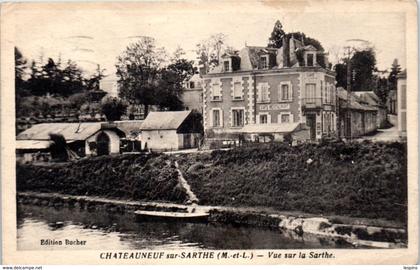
[17,154,188,203]
[16,141,407,234]
[176,141,407,223]
[17,192,407,248]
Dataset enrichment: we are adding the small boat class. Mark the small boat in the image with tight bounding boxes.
[134,210,209,223]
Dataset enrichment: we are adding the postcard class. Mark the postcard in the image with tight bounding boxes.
[1,0,418,265]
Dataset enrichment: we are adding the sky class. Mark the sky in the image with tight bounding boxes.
[13,2,406,93]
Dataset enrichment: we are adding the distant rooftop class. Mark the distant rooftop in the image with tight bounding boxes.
[141,111,191,130]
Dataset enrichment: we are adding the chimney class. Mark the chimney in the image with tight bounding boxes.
[276,47,284,68]
[282,35,289,67]
[289,37,297,66]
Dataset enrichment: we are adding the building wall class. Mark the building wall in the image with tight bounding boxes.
[182,88,203,113]
[300,72,337,139]
[141,130,201,151]
[347,110,377,138]
[177,133,202,149]
[387,90,397,115]
[203,70,336,141]
[85,130,121,156]
[203,69,337,139]
[254,73,301,125]
[141,130,179,151]
[376,107,388,128]
[397,78,407,136]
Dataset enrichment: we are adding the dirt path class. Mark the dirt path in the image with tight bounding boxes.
[173,161,199,204]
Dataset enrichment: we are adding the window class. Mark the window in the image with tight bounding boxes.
[212,82,222,101]
[323,113,328,133]
[257,83,270,102]
[260,56,268,69]
[233,81,242,100]
[279,83,291,101]
[232,109,244,127]
[260,114,268,124]
[212,109,221,127]
[189,81,195,89]
[305,83,316,103]
[281,114,290,123]
[307,53,314,67]
[224,61,230,72]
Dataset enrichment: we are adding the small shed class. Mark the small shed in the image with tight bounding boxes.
[354,91,387,128]
[140,111,202,151]
[16,122,126,162]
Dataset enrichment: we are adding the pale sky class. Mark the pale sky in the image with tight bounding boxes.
[13,2,406,84]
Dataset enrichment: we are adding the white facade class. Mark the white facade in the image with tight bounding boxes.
[85,130,121,156]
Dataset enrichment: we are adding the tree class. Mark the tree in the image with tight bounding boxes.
[374,76,389,105]
[116,37,167,116]
[350,48,377,91]
[172,46,186,62]
[86,64,106,91]
[286,32,324,51]
[196,33,231,74]
[49,133,68,162]
[100,96,127,121]
[388,59,401,90]
[15,47,27,90]
[334,47,377,92]
[25,58,87,97]
[157,58,194,110]
[267,20,286,48]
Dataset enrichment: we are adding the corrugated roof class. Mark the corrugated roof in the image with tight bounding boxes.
[114,120,143,135]
[141,111,191,130]
[354,91,380,106]
[16,140,51,150]
[240,123,300,134]
[337,88,377,111]
[16,122,103,141]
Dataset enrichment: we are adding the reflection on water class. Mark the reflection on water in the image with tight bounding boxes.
[17,204,354,250]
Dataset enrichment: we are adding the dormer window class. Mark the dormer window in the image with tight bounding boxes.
[223,60,230,72]
[189,81,195,89]
[260,55,269,69]
[305,53,316,67]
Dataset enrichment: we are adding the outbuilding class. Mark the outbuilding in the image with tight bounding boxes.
[16,122,126,162]
[140,110,203,151]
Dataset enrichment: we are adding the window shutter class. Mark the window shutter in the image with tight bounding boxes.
[220,109,224,127]
[267,114,272,124]
[290,113,294,123]
[289,83,293,101]
[266,84,270,101]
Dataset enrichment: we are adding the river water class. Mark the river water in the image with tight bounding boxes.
[17,204,355,250]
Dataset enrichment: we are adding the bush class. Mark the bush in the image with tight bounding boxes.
[100,97,128,121]
[16,154,187,203]
[177,141,407,223]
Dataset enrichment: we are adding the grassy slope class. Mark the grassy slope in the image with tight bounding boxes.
[17,154,187,203]
[177,141,407,222]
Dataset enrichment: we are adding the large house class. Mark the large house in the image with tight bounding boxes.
[202,36,337,142]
